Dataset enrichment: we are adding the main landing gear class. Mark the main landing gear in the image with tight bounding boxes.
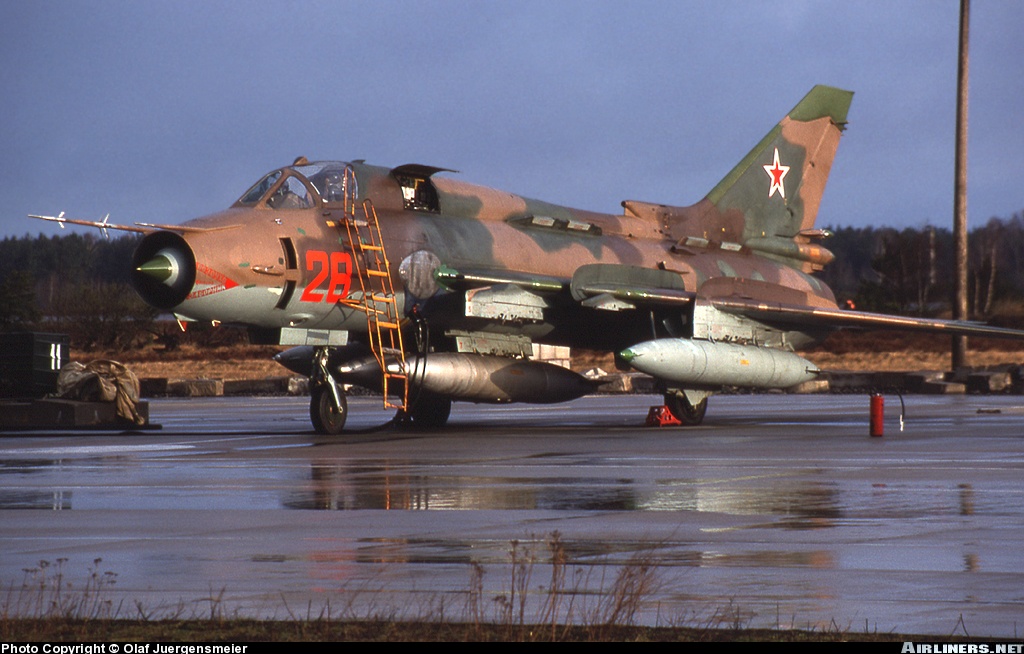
[306,345,453,435]
[664,390,708,426]
[400,391,452,430]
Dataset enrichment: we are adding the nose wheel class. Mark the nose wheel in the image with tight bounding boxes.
[310,384,348,435]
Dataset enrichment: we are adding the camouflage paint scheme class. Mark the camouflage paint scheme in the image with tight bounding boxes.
[143,87,849,348]
[34,86,1024,430]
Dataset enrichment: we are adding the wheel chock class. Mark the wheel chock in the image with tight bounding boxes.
[646,405,682,427]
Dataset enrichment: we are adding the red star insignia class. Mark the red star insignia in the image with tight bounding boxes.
[763,147,790,199]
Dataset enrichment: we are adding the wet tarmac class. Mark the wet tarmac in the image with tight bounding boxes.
[2,394,1023,636]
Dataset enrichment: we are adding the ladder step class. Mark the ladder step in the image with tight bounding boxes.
[375,321,399,329]
[366,270,389,277]
[359,244,384,252]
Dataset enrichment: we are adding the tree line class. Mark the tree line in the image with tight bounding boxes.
[0,232,156,349]
[818,212,1024,325]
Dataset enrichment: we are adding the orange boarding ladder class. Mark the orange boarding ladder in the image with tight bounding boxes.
[338,166,409,412]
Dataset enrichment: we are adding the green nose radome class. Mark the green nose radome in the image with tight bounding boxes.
[136,251,179,286]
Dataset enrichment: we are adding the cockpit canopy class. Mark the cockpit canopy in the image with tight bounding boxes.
[234,161,355,209]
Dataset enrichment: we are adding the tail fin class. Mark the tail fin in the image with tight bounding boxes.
[707,85,853,241]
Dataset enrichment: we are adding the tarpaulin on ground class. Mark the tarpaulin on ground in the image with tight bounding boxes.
[57,360,145,425]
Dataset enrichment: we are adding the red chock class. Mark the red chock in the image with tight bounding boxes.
[646,405,682,427]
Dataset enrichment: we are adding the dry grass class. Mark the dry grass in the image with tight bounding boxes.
[803,332,1024,371]
[803,349,1024,371]
[82,344,287,380]
[117,357,287,380]
[2,545,989,642]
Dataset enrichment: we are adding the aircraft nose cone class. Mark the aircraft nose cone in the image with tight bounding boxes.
[131,231,196,309]
[137,252,179,285]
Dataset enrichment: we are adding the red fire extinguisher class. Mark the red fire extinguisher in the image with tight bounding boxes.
[870,393,884,437]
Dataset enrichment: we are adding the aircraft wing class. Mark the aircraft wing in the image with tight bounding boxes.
[568,263,694,309]
[434,263,695,311]
[433,265,566,293]
[433,263,1024,339]
[711,296,1024,340]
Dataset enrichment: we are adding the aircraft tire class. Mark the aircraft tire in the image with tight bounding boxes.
[664,392,707,426]
[310,385,348,435]
[406,392,451,430]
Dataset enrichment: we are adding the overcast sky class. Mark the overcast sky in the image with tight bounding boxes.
[3,1,1022,240]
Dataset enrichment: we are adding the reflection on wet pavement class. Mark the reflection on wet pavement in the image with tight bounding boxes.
[2,394,1022,636]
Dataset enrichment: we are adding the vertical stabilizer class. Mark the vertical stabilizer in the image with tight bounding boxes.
[706,85,853,241]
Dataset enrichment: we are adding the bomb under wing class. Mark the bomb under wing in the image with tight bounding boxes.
[620,339,819,390]
[275,346,598,404]
[403,353,598,404]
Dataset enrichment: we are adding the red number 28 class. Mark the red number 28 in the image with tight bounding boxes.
[300,250,352,303]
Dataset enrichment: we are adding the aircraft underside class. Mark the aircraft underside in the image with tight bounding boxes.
[270,296,825,435]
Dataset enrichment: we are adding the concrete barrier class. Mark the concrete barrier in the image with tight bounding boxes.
[918,380,967,394]
[597,373,633,394]
[287,376,309,396]
[166,379,224,397]
[789,379,830,394]
[223,377,292,395]
[0,399,151,429]
[967,371,1011,393]
[138,378,168,397]
[904,371,946,392]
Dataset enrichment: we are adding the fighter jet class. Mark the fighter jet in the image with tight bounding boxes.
[32,85,1024,433]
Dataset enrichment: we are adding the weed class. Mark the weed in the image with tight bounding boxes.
[1,558,123,641]
[2,558,119,623]
[590,550,658,633]
[1,544,985,642]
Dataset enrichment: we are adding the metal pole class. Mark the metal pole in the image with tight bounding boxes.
[952,0,970,370]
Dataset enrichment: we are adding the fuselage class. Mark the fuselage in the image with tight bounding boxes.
[132,160,839,352]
